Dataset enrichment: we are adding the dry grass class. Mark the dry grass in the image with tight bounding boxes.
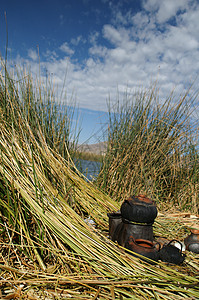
[0,62,199,299]
[0,106,198,300]
[97,87,199,213]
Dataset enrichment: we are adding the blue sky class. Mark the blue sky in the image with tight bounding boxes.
[0,0,199,144]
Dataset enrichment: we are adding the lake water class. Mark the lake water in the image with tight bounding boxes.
[75,159,101,181]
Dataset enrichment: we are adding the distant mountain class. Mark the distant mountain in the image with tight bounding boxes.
[77,142,107,155]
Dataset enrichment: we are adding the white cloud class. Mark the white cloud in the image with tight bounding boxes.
[132,12,150,29]
[89,31,100,45]
[16,0,199,114]
[103,24,124,45]
[143,0,188,23]
[71,35,86,46]
[165,25,198,52]
[89,45,108,57]
[60,42,74,55]
[143,0,159,12]
[27,49,38,61]
[43,49,58,61]
[156,0,188,23]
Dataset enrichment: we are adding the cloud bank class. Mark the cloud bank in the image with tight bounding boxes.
[17,0,199,112]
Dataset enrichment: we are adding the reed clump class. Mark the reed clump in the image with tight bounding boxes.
[0,62,199,299]
[0,59,79,159]
[97,87,199,213]
[75,150,104,162]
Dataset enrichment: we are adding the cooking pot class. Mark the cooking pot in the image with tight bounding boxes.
[184,229,199,254]
[159,240,186,265]
[125,236,160,263]
[120,194,157,223]
[116,218,154,247]
[107,212,122,242]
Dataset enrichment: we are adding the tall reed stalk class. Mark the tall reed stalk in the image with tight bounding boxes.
[97,87,199,212]
[0,58,79,158]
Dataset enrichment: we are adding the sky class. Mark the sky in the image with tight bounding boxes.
[0,0,199,144]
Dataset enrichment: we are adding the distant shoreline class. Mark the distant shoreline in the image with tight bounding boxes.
[77,142,107,155]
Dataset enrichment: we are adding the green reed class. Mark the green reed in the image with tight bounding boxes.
[97,86,199,212]
[0,58,79,159]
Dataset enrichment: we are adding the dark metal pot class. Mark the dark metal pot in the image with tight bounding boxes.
[116,218,154,247]
[184,229,199,254]
[125,236,160,263]
[107,212,122,242]
[159,240,186,265]
[120,195,157,224]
